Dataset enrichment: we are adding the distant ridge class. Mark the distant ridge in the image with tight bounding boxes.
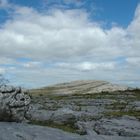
[30,80,130,95]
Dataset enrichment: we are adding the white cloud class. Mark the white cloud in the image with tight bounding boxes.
[0,5,138,62]
[22,61,43,68]
[0,7,113,61]
[57,61,115,71]
[0,67,5,74]
[0,3,140,87]
[0,57,16,65]
[126,57,140,66]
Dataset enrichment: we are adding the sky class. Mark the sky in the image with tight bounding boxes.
[0,0,140,88]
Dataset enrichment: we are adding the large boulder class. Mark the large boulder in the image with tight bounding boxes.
[0,85,31,122]
[51,108,76,125]
[93,116,140,137]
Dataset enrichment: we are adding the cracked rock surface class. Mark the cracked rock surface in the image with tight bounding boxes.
[28,80,140,139]
[0,85,31,122]
[0,80,140,140]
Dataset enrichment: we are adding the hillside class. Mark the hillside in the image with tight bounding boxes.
[30,80,129,95]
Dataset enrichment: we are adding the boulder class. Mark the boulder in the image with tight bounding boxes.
[93,116,140,137]
[51,108,76,125]
[26,103,53,122]
[0,85,31,122]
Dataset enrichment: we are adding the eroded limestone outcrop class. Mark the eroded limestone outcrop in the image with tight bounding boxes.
[0,80,139,140]
[0,85,31,122]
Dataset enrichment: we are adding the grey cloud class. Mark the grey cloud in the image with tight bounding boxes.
[0,4,140,87]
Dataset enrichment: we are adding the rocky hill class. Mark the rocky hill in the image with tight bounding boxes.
[30,80,129,95]
[0,80,140,140]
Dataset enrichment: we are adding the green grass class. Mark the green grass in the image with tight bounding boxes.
[29,120,78,134]
[104,110,140,120]
[105,101,128,110]
[29,88,140,101]
[134,90,140,100]
[45,90,140,101]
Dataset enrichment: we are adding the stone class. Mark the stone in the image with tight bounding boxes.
[0,80,140,140]
[0,85,15,93]
[131,101,140,111]
[0,122,85,140]
[0,122,140,140]
[0,85,31,122]
[93,117,140,137]
[51,108,76,125]
[26,104,53,122]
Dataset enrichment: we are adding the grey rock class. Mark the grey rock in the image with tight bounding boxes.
[27,104,53,122]
[51,108,76,125]
[131,101,140,111]
[0,80,139,140]
[0,122,85,140]
[0,85,31,122]
[0,122,139,140]
[0,85,15,93]
[94,117,140,137]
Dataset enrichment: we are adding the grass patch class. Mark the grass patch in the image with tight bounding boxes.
[105,102,127,110]
[29,89,140,101]
[29,120,78,134]
[134,90,140,100]
[104,110,140,119]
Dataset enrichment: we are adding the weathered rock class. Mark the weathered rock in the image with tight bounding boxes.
[51,108,76,125]
[0,85,15,93]
[93,116,140,137]
[26,104,53,122]
[0,85,31,122]
[0,122,140,140]
[131,101,140,111]
[0,122,85,140]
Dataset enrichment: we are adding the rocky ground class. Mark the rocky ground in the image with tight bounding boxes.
[0,122,140,140]
[0,80,140,140]
[28,80,140,139]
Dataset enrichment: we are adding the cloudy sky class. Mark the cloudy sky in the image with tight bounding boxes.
[0,0,140,88]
